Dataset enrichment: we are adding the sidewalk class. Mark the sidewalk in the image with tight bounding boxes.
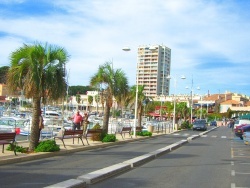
[0,130,170,166]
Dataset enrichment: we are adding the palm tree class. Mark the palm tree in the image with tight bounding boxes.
[76,93,81,110]
[129,85,146,127]
[113,73,130,118]
[163,101,173,121]
[88,95,93,112]
[94,94,100,113]
[90,62,129,133]
[7,42,69,151]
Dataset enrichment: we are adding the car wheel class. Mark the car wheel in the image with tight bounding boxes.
[240,136,243,140]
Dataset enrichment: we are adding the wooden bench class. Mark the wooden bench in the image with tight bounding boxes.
[116,127,132,139]
[0,132,17,155]
[54,129,84,148]
[83,129,103,145]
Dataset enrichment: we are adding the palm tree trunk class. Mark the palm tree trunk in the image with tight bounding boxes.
[102,103,110,134]
[138,106,142,127]
[29,97,41,151]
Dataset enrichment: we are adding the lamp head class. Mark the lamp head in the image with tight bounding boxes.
[122,47,131,51]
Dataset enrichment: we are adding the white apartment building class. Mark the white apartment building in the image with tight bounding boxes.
[137,44,171,98]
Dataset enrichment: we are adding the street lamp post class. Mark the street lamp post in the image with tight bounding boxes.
[167,75,186,131]
[186,87,193,123]
[186,76,200,123]
[196,87,203,119]
[200,95,203,119]
[122,47,137,137]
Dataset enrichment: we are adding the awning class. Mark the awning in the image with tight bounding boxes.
[148,112,161,117]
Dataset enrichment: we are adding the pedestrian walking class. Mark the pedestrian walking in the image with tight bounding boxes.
[71,111,83,130]
[82,112,89,133]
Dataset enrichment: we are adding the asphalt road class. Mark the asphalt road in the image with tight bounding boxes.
[0,129,198,188]
[90,127,250,188]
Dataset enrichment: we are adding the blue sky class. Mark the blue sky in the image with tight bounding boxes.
[0,0,250,96]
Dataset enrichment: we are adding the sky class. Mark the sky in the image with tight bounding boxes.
[0,0,250,97]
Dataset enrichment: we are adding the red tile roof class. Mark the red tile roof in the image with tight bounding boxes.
[220,100,239,105]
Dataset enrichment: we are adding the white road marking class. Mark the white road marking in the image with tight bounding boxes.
[236,172,250,175]
[231,161,234,166]
[231,183,249,188]
[239,163,250,165]
[232,170,235,176]
[221,136,227,138]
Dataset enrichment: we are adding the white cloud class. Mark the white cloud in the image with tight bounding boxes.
[0,0,250,95]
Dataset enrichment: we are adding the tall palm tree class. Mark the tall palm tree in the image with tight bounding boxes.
[114,72,130,118]
[90,62,129,133]
[7,42,69,151]
[94,94,100,113]
[76,93,81,110]
[129,85,146,127]
[88,95,93,112]
[162,101,173,121]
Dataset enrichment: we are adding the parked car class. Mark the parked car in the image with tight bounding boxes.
[193,119,207,131]
[235,124,250,140]
[210,121,217,126]
[233,119,250,130]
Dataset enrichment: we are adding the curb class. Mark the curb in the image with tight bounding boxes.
[44,179,86,188]
[77,163,131,184]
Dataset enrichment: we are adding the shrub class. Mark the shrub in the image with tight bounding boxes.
[6,142,28,153]
[181,121,192,129]
[92,123,101,129]
[102,134,116,142]
[91,123,103,141]
[136,131,152,137]
[35,140,60,152]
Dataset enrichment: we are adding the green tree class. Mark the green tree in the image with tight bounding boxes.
[128,85,146,127]
[69,85,94,95]
[76,93,81,110]
[7,42,69,151]
[0,66,9,84]
[90,62,128,133]
[176,102,189,121]
[113,71,129,118]
[163,101,174,120]
[88,95,93,111]
[147,101,159,116]
[94,94,100,112]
